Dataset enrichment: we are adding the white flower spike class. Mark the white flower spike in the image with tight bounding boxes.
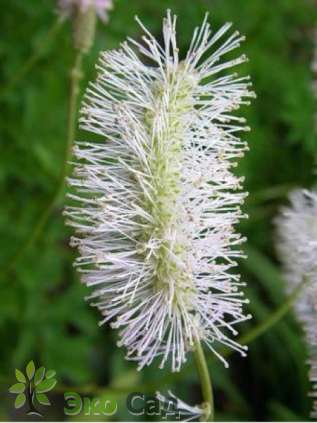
[275,189,317,417]
[65,11,254,371]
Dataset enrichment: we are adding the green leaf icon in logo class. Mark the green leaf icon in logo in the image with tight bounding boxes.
[45,369,56,379]
[15,393,26,409]
[9,361,57,416]
[15,369,26,384]
[26,361,35,380]
[36,378,57,393]
[34,367,45,386]
[36,393,51,406]
[9,383,25,394]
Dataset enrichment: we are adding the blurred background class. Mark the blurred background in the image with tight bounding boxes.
[1,0,317,420]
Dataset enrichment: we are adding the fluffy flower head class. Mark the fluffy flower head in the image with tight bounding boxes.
[66,11,254,371]
[275,189,317,287]
[275,189,317,417]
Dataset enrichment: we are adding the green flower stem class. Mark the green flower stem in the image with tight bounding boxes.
[246,184,293,206]
[1,19,63,97]
[3,50,84,276]
[193,339,214,422]
[235,275,307,348]
[65,52,83,180]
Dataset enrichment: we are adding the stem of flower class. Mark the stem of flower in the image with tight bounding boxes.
[0,19,63,97]
[246,184,293,206]
[65,52,83,180]
[3,50,83,276]
[236,275,307,347]
[193,339,214,421]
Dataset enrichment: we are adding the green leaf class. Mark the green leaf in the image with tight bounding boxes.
[15,369,26,383]
[35,378,57,393]
[26,360,35,380]
[45,369,56,379]
[15,393,26,409]
[34,366,45,386]
[35,392,50,406]
[9,382,25,394]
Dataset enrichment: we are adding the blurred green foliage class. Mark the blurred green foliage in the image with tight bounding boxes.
[1,0,317,421]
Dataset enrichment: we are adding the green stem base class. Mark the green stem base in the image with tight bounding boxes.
[193,339,214,421]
